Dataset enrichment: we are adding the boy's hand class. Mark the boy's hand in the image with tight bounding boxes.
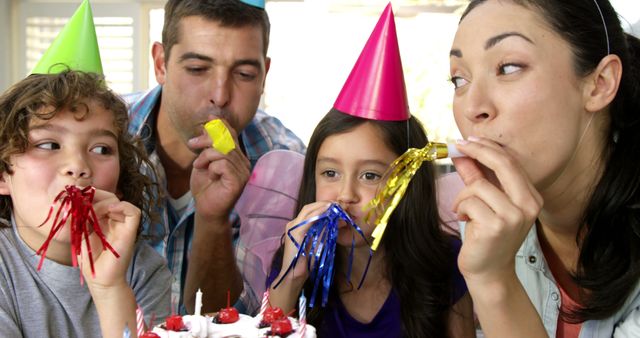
[80,189,140,292]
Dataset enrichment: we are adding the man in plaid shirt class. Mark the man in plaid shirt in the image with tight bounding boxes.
[125,0,305,315]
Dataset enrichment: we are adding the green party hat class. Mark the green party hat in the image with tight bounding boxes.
[31,0,103,75]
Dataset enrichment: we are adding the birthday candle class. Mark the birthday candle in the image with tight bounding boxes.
[194,288,203,316]
[298,293,307,337]
[260,290,270,316]
[298,293,306,321]
[136,306,145,337]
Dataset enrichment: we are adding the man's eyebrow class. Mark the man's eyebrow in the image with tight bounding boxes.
[178,52,213,63]
[177,53,262,70]
[485,32,534,50]
[232,59,262,69]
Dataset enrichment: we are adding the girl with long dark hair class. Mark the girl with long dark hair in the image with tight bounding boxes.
[268,4,475,337]
[269,110,474,338]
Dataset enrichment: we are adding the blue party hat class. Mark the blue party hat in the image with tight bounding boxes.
[239,0,265,9]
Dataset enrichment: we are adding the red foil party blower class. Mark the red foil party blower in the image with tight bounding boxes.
[36,185,119,282]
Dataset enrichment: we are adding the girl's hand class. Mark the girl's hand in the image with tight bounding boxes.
[270,201,331,313]
[80,189,140,292]
[279,201,333,283]
[452,138,543,286]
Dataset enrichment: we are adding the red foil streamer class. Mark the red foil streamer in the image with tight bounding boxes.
[36,186,119,282]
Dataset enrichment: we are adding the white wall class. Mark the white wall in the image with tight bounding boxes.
[611,0,640,37]
[0,0,12,93]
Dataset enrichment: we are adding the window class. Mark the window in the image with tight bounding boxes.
[18,1,141,94]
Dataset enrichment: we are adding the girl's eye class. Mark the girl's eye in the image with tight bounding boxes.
[322,170,338,178]
[91,145,113,155]
[36,142,60,150]
[498,63,524,75]
[361,172,382,181]
[450,76,469,89]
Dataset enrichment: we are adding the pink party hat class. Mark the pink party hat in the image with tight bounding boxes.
[333,2,409,121]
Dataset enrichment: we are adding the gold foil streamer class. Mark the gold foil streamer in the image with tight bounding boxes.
[365,142,450,250]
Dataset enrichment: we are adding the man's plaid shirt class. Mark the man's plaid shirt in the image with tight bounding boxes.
[124,86,305,314]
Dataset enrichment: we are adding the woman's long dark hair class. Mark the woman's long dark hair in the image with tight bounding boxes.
[463,0,640,322]
[272,109,458,337]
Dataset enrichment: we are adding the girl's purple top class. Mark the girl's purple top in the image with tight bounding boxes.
[318,288,402,338]
[317,238,467,338]
[267,239,467,338]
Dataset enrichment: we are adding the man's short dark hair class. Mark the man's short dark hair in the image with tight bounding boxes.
[162,0,270,62]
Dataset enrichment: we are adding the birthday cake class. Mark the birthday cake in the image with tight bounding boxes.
[150,309,316,338]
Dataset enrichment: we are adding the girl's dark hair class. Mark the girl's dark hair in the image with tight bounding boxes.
[0,70,159,231]
[463,0,640,322]
[272,109,458,337]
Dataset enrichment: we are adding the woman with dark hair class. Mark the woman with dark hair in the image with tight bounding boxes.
[268,4,475,337]
[449,0,640,337]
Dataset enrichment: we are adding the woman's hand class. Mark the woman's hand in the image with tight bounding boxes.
[452,137,543,286]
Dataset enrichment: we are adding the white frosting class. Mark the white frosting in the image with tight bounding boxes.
[152,314,316,338]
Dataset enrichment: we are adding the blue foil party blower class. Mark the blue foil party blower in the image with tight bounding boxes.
[273,203,373,307]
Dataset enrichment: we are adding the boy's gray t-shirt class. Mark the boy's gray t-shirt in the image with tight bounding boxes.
[0,223,172,337]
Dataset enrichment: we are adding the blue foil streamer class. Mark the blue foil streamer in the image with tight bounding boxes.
[273,203,373,307]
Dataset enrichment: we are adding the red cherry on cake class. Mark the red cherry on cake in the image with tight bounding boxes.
[271,318,293,335]
[262,306,285,324]
[139,332,161,338]
[165,314,185,331]
[217,307,239,324]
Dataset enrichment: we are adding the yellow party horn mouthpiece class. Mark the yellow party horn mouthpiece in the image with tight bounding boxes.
[204,120,236,155]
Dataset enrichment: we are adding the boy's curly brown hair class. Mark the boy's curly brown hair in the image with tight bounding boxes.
[0,70,158,228]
